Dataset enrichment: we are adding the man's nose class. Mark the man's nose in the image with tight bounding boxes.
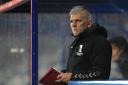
[72,22,77,27]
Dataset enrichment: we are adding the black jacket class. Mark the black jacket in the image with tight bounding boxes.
[65,26,112,80]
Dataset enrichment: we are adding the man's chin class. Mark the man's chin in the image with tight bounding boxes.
[73,34,79,37]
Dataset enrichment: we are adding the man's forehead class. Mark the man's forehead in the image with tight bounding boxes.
[70,12,86,18]
[70,15,87,22]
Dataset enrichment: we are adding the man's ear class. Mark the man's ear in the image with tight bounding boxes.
[87,19,92,28]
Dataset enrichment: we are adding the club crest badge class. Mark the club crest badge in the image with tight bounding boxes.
[77,45,83,56]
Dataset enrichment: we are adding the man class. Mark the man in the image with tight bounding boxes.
[109,36,128,79]
[56,6,112,84]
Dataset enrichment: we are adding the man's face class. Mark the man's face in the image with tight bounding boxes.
[70,13,89,36]
[111,44,121,61]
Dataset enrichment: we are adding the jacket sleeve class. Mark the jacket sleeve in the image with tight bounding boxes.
[70,37,112,80]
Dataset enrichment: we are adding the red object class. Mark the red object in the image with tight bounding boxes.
[39,67,61,85]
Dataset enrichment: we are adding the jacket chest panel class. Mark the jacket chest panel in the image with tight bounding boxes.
[71,40,91,56]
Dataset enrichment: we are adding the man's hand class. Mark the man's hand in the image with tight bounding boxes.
[56,72,72,83]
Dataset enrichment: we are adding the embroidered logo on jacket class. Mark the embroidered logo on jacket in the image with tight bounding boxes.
[77,45,83,56]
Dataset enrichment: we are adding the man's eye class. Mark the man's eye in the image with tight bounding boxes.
[76,20,81,22]
[70,20,73,23]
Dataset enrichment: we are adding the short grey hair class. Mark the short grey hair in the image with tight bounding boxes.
[69,6,91,20]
